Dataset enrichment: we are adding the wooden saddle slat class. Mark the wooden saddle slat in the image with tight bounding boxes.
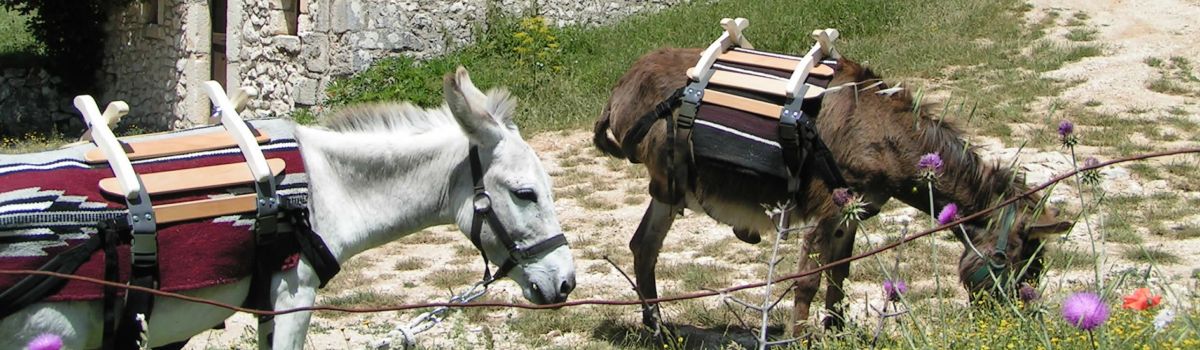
[702,89,783,119]
[84,130,271,164]
[688,67,826,99]
[153,194,258,224]
[718,50,835,77]
[98,158,286,197]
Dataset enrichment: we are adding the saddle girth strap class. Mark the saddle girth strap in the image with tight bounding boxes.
[101,220,121,350]
[673,71,713,203]
[247,202,341,331]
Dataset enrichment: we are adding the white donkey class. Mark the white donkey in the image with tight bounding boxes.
[0,67,576,349]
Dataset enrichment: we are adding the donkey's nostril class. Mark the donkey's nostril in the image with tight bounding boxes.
[561,278,576,295]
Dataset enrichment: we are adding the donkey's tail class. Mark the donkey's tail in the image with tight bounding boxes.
[592,104,627,159]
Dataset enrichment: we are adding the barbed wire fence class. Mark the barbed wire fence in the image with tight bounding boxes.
[2,147,1199,347]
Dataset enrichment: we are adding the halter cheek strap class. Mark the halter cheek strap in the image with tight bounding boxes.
[465,146,569,286]
[966,205,1017,287]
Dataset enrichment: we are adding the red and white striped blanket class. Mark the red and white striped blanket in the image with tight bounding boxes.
[0,120,307,301]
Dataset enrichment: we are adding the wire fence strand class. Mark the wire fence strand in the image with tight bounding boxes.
[2,147,1198,317]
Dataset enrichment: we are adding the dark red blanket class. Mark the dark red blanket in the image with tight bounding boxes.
[0,136,307,302]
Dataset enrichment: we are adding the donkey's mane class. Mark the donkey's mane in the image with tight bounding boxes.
[320,102,457,135]
[847,62,1030,211]
[320,88,518,136]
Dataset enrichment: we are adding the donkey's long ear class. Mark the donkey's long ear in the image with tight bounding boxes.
[444,66,503,146]
[1028,207,1074,239]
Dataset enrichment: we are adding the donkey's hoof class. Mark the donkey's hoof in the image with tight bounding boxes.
[733,228,761,244]
[641,306,661,331]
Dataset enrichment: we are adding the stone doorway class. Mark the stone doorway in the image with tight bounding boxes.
[210,0,228,89]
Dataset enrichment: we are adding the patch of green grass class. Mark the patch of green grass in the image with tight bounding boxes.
[1169,56,1195,75]
[426,267,478,289]
[325,0,1097,134]
[291,107,318,125]
[579,194,620,210]
[1065,28,1097,42]
[393,257,426,271]
[658,262,735,291]
[1148,78,1194,96]
[1099,195,1146,244]
[1043,246,1100,271]
[1121,246,1181,265]
[508,307,623,346]
[0,132,71,154]
[1126,163,1161,180]
[1145,57,1164,68]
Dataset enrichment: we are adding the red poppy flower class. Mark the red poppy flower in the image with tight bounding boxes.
[1122,288,1162,311]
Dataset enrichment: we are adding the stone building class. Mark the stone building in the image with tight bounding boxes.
[96,0,684,129]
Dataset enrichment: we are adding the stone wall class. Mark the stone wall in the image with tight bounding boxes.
[100,0,213,130]
[100,0,687,127]
[0,67,75,137]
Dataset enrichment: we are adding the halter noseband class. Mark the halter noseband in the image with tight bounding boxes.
[466,146,569,286]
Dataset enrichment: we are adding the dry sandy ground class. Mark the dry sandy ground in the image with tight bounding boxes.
[186,1,1200,348]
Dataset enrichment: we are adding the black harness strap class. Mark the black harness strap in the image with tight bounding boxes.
[620,88,685,164]
[245,202,341,329]
[0,223,114,319]
[779,90,812,196]
[672,71,713,203]
[101,220,120,350]
[465,146,569,286]
[287,205,340,288]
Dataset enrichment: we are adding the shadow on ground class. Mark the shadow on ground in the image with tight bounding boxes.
[592,319,793,349]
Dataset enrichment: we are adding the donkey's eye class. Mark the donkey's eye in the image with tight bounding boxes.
[512,188,538,202]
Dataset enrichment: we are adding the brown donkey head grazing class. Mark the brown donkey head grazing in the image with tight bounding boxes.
[593,48,1074,334]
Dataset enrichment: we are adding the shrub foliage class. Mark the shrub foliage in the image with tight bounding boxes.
[0,0,130,92]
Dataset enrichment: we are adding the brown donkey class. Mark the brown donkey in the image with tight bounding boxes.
[593,47,1074,333]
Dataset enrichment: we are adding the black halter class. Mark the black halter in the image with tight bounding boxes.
[963,205,1017,287]
[465,146,569,286]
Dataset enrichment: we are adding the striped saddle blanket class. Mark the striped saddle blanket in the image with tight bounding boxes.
[0,119,307,301]
[691,51,839,179]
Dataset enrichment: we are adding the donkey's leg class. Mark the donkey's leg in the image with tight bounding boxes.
[267,261,320,350]
[791,216,834,336]
[820,219,860,329]
[630,198,681,330]
[820,195,885,330]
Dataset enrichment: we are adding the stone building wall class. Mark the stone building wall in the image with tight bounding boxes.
[0,67,75,137]
[100,0,686,128]
[101,0,212,129]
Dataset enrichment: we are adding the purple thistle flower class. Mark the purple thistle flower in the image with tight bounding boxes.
[1062,292,1110,331]
[1019,283,1041,303]
[1058,120,1074,138]
[28,333,62,350]
[937,203,959,226]
[883,279,908,301]
[1083,156,1100,168]
[917,153,944,175]
[832,188,853,207]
